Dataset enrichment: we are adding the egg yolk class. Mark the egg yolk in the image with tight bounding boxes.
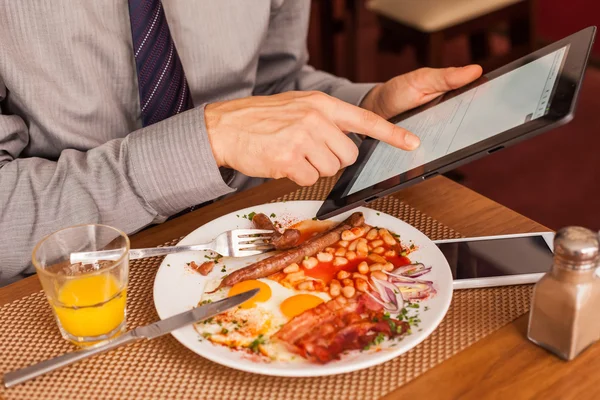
[228,280,272,309]
[280,294,324,319]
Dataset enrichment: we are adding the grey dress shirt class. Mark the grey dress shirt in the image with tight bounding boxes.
[0,0,375,284]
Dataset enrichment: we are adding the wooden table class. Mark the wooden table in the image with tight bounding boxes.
[2,176,599,398]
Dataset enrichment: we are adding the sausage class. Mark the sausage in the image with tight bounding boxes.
[190,261,214,276]
[208,212,365,292]
[252,213,300,250]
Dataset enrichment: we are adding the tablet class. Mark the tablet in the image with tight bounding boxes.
[316,26,596,220]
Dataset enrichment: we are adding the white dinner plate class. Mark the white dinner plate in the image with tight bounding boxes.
[153,201,452,377]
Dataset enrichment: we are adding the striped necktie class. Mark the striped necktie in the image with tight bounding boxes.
[128,0,193,127]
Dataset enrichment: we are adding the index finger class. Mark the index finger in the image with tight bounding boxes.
[326,97,420,151]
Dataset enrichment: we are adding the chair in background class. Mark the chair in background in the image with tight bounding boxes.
[367,0,536,69]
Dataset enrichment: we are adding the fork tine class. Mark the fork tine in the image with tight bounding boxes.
[237,244,275,251]
[235,229,275,236]
[235,249,272,257]
[237,236,273,243]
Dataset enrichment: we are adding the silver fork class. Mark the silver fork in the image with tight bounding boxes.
[69,229,275,264]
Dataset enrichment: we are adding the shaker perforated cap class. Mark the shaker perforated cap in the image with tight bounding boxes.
[554,226,600,268]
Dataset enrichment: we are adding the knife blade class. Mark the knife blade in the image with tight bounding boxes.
[3,288,259,388]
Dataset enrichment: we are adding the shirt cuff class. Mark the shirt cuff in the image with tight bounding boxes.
[330,83,379,107]
[126,104,235,217]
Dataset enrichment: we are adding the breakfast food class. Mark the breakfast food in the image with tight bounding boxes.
[196,212,435,364]
[208,212,364,292]
[251,213,301,249]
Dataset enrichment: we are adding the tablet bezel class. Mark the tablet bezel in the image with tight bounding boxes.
[316,26,596,220]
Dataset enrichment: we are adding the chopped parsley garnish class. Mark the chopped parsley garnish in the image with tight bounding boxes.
[270,213,276,218]
[221,266,227,273]
[364,332,387,350]
[397,308,409,320]
[407,303,420,309]
[383,312,391,320]
[247,211,256,220]
[201,332,212,338]
[312,217,318,221]
[392,233,400,238]
[204,254,223,264]
[410,244,416,250]
[199,299,212,305]
[376,212,381,216]
[220,328,229,335]
[202,317,214,325]
[167,264,171,267]
[424,306,430,312]
[248,334,266,353]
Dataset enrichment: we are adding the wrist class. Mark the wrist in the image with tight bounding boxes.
[204,103,227,168]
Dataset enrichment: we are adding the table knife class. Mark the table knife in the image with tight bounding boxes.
[3,288,259,388]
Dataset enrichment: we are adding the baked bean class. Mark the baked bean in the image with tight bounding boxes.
[350,227,366,238]
[379,229,397,246]
[335,247,347,257]
[355,278,369,292]
[371,271,387,281]
[287,270,305,283]
[325,247,336,255]
[317,252,334,263]
[346,251,357,261]
[342,286,356,298]
[372,246,385,254]
[384,250,397,258]
[369,263,385,272]
[333,257,348,267]
[337,270,350,280]
[370,239,384,248]
[357,250,368,259]
[348,239,359,251]
[329,281,341,297]
[368,254,387,264]
[358,261,369,275]
[352,272,369,281]
[283,263,300,274]
[341,230,358,241]
[302,257,318,270]
[383,262,395,272]
[342,278,354,287]
[357,240,369,255]
[366,228,378,241]
[337,240,349,248]
[298,281,315,291]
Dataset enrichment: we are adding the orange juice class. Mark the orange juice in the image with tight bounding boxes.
[52,274,126,341]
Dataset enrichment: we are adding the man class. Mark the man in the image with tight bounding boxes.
[0,1,482,285]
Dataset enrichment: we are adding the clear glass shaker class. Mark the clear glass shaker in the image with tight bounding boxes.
[527,226,600,360]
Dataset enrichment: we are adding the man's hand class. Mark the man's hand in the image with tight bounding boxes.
[360,65,483,119]
[205,91,420,186]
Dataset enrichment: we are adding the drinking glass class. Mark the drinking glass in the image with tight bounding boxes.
[32,224,130,346]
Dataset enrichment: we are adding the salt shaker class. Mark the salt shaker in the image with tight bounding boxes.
[527,226,600,360]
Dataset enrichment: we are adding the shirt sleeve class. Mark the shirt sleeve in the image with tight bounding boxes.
[253,0,377,107]
[0,74,232,283]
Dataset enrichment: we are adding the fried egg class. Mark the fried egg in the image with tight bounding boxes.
[196,278,330,361]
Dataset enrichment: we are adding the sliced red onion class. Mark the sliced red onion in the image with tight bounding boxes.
[369,278,404,313]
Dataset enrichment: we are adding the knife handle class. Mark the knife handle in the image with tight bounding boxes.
[3,332,139,388]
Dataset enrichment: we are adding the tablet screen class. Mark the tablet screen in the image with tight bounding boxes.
[348,45,568,195]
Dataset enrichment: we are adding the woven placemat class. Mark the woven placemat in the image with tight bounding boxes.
[0,177,533,400]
